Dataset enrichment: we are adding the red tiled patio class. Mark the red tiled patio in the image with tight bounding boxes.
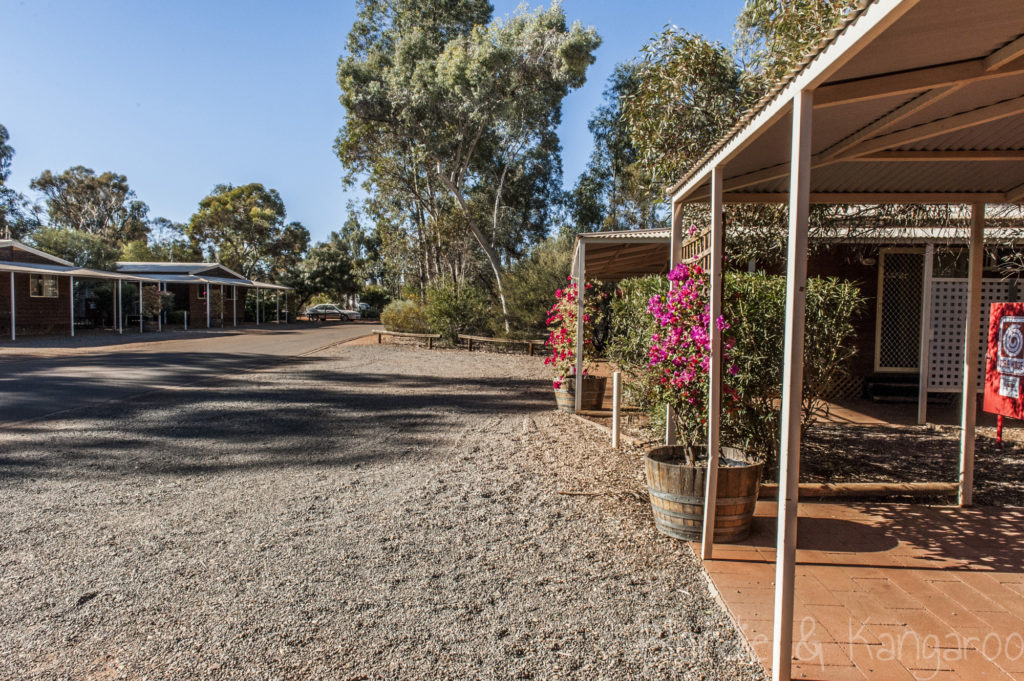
[696,502,1024,680]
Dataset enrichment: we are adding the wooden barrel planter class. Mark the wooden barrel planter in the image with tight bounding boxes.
[553,376,607,412]
[644,445,763,543]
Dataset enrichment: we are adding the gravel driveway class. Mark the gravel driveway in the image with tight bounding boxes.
[0,344,765,681]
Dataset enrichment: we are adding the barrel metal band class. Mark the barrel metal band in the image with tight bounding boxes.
[647,487,757,507]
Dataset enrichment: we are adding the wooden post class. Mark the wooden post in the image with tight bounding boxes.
[772,90,812,681]
[9,271,14,342]
[377,332,382,344]
[959,203,985,507]
[701,165,725,560]
[917,243,935,425]
[69,275,75,337]
[427,336,433,350]
[574,240,586,414]
[666,201,684,444]
[612,371,621,449]
[468,337,473,351]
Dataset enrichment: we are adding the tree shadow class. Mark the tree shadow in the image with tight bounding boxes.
[0,359,553,481]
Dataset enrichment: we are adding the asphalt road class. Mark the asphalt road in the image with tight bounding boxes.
[0,322,382,425]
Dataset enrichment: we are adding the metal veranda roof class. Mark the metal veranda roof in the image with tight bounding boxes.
[671,0,1024,206]
[571,229,672,282]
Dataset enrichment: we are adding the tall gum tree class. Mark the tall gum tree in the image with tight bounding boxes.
[337,1,600,331]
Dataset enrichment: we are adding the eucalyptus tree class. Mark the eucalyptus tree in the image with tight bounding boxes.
[30,166,150,244]
[186,183,309,280]
[337,1,600,330]
[0,124,39,240]
[570,62,661,233]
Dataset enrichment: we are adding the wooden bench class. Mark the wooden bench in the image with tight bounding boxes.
[457,334,547,356]
[376,330,441,349]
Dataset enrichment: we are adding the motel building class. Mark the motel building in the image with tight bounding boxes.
[0,239,290,341]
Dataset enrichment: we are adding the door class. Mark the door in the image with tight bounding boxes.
[875,248,925,372]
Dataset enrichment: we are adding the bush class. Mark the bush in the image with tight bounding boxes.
[502,237,573,336]
[359,284,392,311]
[426,279,492,346]
[609,269,864,469]
[380,299,430,333]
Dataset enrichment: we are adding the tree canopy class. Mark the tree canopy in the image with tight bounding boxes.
[30,166,150,244]
[186,183,310,279]
[0,124,40,240]
[337,0,600,329]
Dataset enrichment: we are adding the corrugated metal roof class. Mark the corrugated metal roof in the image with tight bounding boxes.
[0,239,74,267]
[671,0,1024,204]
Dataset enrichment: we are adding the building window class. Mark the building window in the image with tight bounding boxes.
[197,286,207,300]
[29,274,59,298]
[224,286,235,301]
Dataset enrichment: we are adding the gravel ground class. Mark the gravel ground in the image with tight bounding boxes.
[0,344,764,681]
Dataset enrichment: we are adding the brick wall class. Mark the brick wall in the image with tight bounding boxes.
[0,271,72,337]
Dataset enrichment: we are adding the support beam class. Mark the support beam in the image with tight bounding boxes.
[821,85,962,160]
[285,292,289,323]
[985,34,1024,71]
[838,95,1024,160]
[666,201,685,445]
[701,166,725,561]
[206,283,211,329]
[10,271,15,342]
[612,371,621,449]
[276,291,280,323]
[256,288,260,326]
[959,203,985,507]
[138,282,143,333]
[574,241,585,414]
[1007,182,1024,204]
[158,283,162,333]
[864,149,1024,161]
[917,243,935,425]
[696,192,1008,205]
[70,276,75,337]
[773,90,813,681]
[220,285,224,325]
[815,57,1024,107]
[118,280,123,334]
[233,286,237,326]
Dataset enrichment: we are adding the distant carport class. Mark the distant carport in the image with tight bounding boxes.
[663,0,1024,678]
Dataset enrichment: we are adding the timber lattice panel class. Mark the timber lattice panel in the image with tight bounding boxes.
[927,279,1011,392]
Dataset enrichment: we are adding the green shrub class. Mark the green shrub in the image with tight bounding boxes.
[426,279,493,346]
[359,285,392,311]
[380,299,430,333]
[608,271,864,470]
[502,237,573,336]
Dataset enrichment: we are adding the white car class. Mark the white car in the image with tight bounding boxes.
[305,304,360,322]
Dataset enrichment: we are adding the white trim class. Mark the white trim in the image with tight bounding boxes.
[874,247,926,373]
[917,243,935,425]
[959,204,985,507]
[701,165,724,561]
[574,241,585,414]
[772,90,813,681]
[0,239,74,266]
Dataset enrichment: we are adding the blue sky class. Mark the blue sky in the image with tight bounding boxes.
[1,0,746,244]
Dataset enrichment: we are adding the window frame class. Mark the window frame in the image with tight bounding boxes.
[29,274,60,298]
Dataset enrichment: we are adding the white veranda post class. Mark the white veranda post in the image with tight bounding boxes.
[118,280,123,334]
[276,292,280,323]
[666,202,684,445]
[701,165,725,560]
[959,203,985,507]
[573,241,585,413]
[9,271,15,341]
[917,243,935,425]
[206,283,211,329]
[256,288,261,326]
[138,282,143,333]
[220,285,224,324]
[233,286,237,326]
[772,90,812,681]
[69,276,75,337]
[157,283,162,332]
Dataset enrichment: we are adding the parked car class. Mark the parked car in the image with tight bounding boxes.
[357,302,370,312]
[305,304,360,322]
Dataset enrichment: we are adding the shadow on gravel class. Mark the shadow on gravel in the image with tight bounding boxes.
[0,351,302,425]
[0,365,552,481]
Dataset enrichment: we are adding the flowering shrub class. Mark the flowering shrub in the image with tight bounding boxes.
[544,276,608,389]
[645,262,739,446]
[141,287,175,318]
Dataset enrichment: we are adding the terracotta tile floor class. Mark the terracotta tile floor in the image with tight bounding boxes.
[695,501,1024,681]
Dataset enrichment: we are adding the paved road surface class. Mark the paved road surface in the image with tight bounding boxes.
[0,323,382,425]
